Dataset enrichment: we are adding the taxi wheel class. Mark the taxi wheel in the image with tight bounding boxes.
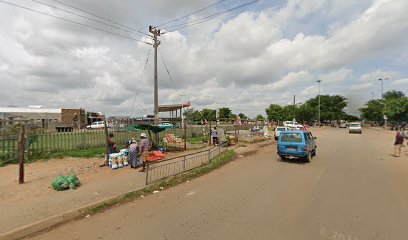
[305,153,311,163]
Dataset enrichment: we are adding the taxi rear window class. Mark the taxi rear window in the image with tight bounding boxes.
[281,133,302,143]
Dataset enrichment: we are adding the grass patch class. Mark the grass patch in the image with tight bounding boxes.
[28,147,105,162]
[186,136,208,144]
[83,149,237,216]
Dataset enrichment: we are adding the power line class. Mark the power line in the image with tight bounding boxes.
[48,0,150,37]
[155,0,229,28]
[130,47,152,117]
[158,48,183,103]
[30,0,151,38]
[0,0,153,45]
[164,0,260,33]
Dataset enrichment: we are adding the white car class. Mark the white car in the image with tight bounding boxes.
[349,122,362,134]
[274,126,290,140]
[283,121,303,129]
[86,121,107,129]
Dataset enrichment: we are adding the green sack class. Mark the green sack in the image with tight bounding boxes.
[66,175,80,190]
[51,176,69,191]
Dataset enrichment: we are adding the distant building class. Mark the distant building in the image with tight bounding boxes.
[0,107,104,131]
[0,107,61,129]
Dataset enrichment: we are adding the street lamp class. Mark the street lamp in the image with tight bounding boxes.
[316,80,323,126]
[378,78,390,127]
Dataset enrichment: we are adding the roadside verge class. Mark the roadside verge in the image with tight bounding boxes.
[0,150,237,240]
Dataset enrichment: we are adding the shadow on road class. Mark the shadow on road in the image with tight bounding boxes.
[277,157,307,165]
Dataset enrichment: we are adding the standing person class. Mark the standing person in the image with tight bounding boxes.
[139,133,150,172]
[394,131,404,157]
[211,127,219,146]
[128,139,140,169]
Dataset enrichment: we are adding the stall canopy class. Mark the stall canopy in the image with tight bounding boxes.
[123,124,166,133]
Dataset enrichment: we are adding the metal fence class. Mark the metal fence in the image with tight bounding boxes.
[0,121,253,166]
[145,144,228,184]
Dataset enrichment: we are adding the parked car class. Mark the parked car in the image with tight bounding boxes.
[277,130,317,163]
[86,121,106,129]
[158,122,174,129]
[274,126,290,140]
[349,122,362,134]
[283,121,303,129]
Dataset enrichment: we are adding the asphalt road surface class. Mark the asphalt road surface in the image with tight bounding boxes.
[29,127,408,240]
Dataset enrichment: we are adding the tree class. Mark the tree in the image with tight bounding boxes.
[296,104,315,123]
[385,97,408,122]
[219,107,232,119]
[265,104,284,122]
[359,100,384,122]
[383,90,405,100]
[305,95,347,121]
[256,115,265,121]
[201,108,216,121]
[238,113,248,120]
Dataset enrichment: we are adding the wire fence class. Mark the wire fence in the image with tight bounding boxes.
[0,120,254,166]
[145,144,228,184]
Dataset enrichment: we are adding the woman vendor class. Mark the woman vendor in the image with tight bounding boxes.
[128,138,141,168]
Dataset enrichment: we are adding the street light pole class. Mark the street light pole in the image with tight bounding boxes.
[317,80,322,126]
[378,78,390,127]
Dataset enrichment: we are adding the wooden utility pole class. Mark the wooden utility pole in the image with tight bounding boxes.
[18,123,25,184]
[149,26,161,126]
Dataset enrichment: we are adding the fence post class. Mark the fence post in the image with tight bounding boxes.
[145,163,149,185]
[208,149,211,162]
[183,155,186,171]
[18,123,25,184]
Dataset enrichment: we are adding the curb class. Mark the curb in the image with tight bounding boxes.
[0,193,135,240]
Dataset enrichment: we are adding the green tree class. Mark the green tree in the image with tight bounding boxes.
[359,100,384,122]
[238,113,248,120]
[219,107,232,119]
[201,108,216,121]
[265,104,284,122]
[296,104,315,123]
[305,95,347,121]
[383,90,405,100]
[385,97,408,122]
[256,114,265,121]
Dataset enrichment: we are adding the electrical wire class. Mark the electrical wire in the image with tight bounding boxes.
[29,0,151,38]
[155,0,229,28]
[158,48,183,104]
[0,0,153,45]
[164,0,260,33]
[130,48,151,117]
[48,0,150,37]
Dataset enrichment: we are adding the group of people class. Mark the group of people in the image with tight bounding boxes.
[107,132,151,172]
[394,130,408,157]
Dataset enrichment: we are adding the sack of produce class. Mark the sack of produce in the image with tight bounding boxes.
[65,175,80,190]
[51,176,69,191]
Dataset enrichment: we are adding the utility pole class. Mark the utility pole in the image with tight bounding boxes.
[149,26,161,126]
[378,78,390,127]
[317,80,322,126]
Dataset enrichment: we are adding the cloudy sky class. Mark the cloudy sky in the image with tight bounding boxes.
[1,0,407,117]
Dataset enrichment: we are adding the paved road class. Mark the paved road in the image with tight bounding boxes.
[30,128,408,240]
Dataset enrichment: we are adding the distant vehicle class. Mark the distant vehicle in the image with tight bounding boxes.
[283,121,303,129]
[274,126,290,140]
[86,121,107,130]
[277,130,317,163]
[158,122,174,129]
[349,122,362,134]
[339,122,347,128]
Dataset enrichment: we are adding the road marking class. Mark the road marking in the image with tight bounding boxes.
[186,191,196,197]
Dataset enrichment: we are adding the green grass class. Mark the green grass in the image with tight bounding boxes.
[28,147,106,162]
[186,136,208,144]
[83,150,237,216]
